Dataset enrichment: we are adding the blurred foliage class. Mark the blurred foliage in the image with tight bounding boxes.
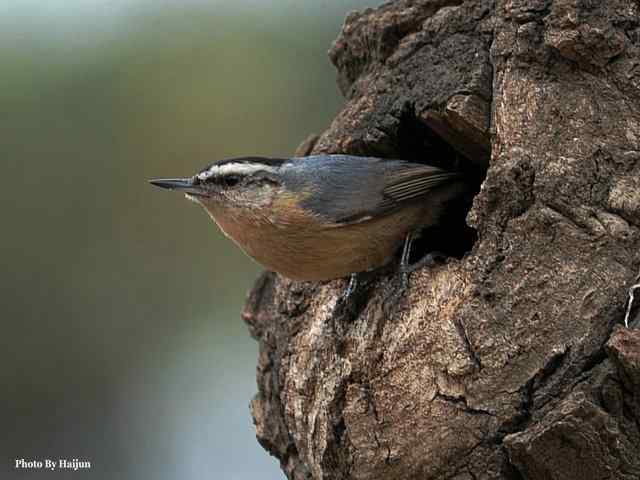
[0,2,371,479]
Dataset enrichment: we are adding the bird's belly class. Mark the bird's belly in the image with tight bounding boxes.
[213,207,424,281]
[248,231,401,281]
[262,234,399,281]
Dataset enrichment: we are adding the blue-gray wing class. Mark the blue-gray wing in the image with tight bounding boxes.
[282,155,463,226]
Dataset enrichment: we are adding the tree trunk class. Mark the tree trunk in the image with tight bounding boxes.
[242,1,640,478]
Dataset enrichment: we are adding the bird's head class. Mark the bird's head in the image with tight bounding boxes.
[150,157,287,218]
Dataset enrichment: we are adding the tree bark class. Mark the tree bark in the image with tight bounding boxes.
[242,1,640,478]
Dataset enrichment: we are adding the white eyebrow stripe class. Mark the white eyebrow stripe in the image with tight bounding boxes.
[197,162,276,180]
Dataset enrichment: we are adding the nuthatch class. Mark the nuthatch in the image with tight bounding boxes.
[150,155,470,285]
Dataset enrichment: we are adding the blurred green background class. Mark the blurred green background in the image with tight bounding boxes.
[0,1,372,478]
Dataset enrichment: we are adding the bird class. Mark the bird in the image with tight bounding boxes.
[149,154,471,290]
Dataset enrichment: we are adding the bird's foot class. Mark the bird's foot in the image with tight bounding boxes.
[333,270,379,321]
[382,231,449,316]
[403,250,448,274]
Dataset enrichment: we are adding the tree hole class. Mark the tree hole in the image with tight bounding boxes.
[372,106,488,262]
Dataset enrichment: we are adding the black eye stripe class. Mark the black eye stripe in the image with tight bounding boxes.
[199,174,243,186]
[223,175,241,187]
[197,170,280,187]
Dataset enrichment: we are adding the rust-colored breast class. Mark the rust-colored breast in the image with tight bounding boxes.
[204,197,426,281]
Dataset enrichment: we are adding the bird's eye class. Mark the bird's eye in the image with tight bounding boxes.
[223,175,241,187]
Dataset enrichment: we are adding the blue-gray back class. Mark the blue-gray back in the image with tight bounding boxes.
[280,155,462,225]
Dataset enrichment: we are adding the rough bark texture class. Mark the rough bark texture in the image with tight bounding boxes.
[242,1,640,478]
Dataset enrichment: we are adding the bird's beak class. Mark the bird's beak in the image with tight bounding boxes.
[148,178,207,196]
